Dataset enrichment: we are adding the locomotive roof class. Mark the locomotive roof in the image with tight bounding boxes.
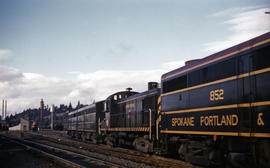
[68,103,95,115]
[106,91,138,100]
[118,88,160,104]
[162,31,270,81]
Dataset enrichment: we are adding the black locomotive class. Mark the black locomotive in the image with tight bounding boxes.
[67,32,270,168]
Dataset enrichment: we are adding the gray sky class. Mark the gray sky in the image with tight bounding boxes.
[0,0,270,115]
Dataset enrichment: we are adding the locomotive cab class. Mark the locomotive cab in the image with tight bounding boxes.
[101,90,138,129]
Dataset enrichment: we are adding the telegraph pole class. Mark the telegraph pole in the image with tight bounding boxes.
[5,100,7,120]
[2,100,4,120]
[50,104,54,130]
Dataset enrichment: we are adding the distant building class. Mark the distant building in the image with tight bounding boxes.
[20,118,30,131]
[40,99,44,129]
[9,118,30,131]
[9,124,20,131]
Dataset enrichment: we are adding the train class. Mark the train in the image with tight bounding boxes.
[67,32,270,168]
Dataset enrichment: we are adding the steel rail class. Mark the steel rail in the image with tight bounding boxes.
[2,135,84,168]
[23,139,127,168]
[2,135,127,168]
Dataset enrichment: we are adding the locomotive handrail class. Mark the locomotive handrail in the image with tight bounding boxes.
[149,108,152,141]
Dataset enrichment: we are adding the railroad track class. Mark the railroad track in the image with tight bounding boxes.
[1,134,127,168]
[21,131,201,168]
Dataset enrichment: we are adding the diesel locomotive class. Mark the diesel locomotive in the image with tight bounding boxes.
[67,32,270,168]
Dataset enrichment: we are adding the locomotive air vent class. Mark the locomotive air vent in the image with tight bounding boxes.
[148,82,158,90]
[185,59,201,65]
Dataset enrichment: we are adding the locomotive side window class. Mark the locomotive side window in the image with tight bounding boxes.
[188,69,202,87]
[252,46,270,71]
[187,58,236,87]
[206,58,236,83]
[238,54,250,74]
[163,75,187,93]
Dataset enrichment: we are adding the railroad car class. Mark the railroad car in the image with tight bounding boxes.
[160,32,270,167]
[66,32,270,168]
[101,82,160,152]
[67,101,105,143]
[101,89,138,129]
[67,90,138,142]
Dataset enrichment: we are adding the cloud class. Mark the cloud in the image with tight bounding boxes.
[211,6,261,17]
[0,68,75,114]
[161,60,185,71]
[0,66,23,82]
[0,59,186,115]
[75,69,164,101]
[106,43,135,59]
[0,49,12,61]
[67,71,81,75]
[204,7,270,53]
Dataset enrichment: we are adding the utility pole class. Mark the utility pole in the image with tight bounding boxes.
[50,104,54,130]
[5,100,7,120]
[2,100,4,120]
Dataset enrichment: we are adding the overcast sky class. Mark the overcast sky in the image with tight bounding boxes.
[0,0,270,115]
